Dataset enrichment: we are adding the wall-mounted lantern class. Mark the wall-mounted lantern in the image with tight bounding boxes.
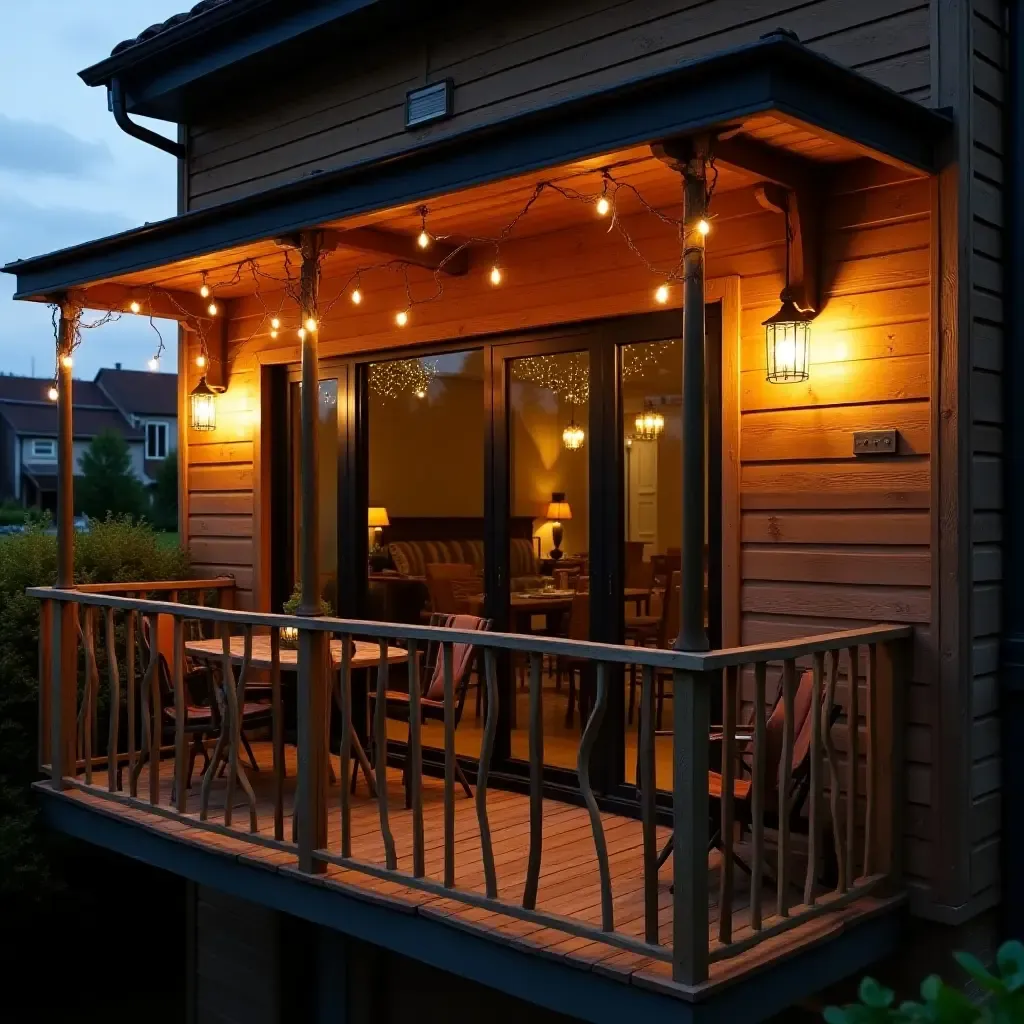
[189,376,218,431]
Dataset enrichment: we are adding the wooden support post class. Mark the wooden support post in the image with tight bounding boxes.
[294,231,328,873]
[654,136,710,652]
[51,301,79,788]
[872,638,906,891]
[672,669,710,984]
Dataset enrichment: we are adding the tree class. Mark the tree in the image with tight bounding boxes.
[149,448,178,531]
[75,430,148,520]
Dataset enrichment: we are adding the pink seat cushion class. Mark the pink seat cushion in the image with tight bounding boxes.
[425,614,488,700]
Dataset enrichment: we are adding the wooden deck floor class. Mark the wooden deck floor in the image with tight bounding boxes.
[53,742,896,1002]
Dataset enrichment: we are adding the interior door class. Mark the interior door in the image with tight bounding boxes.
[627,439,659,551]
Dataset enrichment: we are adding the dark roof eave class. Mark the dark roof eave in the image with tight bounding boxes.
[10,33,952,299]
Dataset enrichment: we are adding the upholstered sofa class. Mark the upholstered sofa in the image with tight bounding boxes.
[388,537,542,590]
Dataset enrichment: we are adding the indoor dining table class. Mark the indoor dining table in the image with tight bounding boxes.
[185,634,408,814]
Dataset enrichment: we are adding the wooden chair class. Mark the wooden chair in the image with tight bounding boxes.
[425,562,477,616]
[627,571,681,725]
[652,665,841,886]
[557,590,591,728]
[368,613,491,807]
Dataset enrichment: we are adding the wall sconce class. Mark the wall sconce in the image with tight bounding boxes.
[764,196,812,383]
[562,416,585,451]
[189,376,218,431]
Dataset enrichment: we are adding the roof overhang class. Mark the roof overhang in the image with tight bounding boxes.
[11,33,952,302]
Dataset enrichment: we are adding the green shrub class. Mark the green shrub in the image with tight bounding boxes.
[825,941,1024,1023]
[0,516,189,908]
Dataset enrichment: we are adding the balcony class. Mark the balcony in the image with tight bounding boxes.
[31,578,911,1007]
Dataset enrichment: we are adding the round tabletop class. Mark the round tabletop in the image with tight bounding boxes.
[185,635,408,671]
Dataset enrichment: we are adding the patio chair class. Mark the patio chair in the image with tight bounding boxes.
[626,570,681,725]
[650,664,841,888]
[367,612,491,807]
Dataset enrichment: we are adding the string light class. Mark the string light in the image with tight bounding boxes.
[395,310,409,327]
[271,317,280,329]
[304,316,318,332]
[697,218,710,237]
[596,176,611,217]
[60,354,73,369]
[351,287,362,305]
[200,273,210,299]
[195,353,206,368]
[130,300,141,314]
[417,206,431,249]
[489,265,503,286]
[47,385,59,401]
[369,357,437,399]
[207,301,218,316]
[655,284,670,304]
[148,356,160,372]
[298,327,307,339]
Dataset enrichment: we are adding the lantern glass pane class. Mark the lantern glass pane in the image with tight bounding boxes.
[765,320,810,383]
[190,390,217,431]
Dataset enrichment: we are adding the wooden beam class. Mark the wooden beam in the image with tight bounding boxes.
[78,282,213,327]
[325,227,469,275]
[712,136,821,313]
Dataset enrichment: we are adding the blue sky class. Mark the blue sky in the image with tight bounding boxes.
[0,1,185,379]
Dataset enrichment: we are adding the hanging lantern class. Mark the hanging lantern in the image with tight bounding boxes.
[763,290,812,383]
[764,196,812,383]
[634,401,665,441]
[189,376,217,432]
[562,416,585,451]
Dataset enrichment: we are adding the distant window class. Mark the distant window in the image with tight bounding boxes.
[146,422,168,460]
[30,439,56,461]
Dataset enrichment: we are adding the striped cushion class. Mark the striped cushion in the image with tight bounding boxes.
[388,537,536,577]
[510,538,539,577]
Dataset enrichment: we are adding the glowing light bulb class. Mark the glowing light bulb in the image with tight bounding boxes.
[195,353,207,369]
[655,284,670,304]
[395,310,409,327]
[489,265,503,286]
[270,317,280,330]
[270,330,278,339]
[47,386,59,401]
[414,388,426,399]
[351,288,362,305]
[130,301,141,314]
[697,218,710,237]
[417,230,430,249]
[148,357,160,372]
[207,302,218,316]
[60,354,73,369]
[298,327,306,339]
[200,283,210,298]
[596,196,611,217]
[304,316,317,332]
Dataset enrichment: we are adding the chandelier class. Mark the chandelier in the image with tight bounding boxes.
[634,401,665,441]
[562,417,585,450]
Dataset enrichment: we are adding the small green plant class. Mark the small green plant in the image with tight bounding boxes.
[75,430,148,520]
[282,581,333,617]
[825,941,1024,1023]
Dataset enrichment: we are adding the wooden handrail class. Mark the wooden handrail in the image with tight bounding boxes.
[71,577,235,594]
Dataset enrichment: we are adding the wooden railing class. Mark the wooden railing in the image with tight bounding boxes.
[29,583,910,986]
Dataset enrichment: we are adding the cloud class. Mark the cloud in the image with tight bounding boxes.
[0,115,111,177]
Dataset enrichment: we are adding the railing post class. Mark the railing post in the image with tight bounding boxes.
[50,596,78,790]
[672,668,710,985]
[296,625,328,874]
[38,599,52,772]
[871,637,907,891]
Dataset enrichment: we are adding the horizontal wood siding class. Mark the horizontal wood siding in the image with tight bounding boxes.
[186,0,933,209]
[968,0,1005,906]
[738,173,934,886]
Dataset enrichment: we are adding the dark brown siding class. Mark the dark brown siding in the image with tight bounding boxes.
[186,0,934,209]
[967,0,1005,908]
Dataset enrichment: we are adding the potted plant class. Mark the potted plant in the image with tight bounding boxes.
[281,582,333,648]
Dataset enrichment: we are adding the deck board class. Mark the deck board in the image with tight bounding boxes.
[50,741,898,1000]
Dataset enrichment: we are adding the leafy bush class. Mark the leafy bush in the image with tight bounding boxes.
[0,516,189,908]
[149,449,178,532]
[825,941,1024,1023]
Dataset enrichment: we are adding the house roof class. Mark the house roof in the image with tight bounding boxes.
[0,374,109,408]
[94,367,178,419]
[109,0,243,57]
[0,402,143,441]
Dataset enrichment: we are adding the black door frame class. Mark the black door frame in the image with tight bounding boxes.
[271,305,724,806]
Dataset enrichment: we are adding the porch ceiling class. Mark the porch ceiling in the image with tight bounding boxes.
[3,31,950,309]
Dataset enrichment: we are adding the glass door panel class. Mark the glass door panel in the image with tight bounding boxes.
[505,348,591,770]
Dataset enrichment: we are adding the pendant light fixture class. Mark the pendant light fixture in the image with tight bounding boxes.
[763,198,812,383]
[189,376,218,432]
[634,400,665,441]
[562,415,585,451]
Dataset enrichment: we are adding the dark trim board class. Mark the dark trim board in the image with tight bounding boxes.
[6,34,950,300]
[41,787,906,1024]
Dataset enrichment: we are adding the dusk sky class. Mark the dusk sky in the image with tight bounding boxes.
[0,1,185,380]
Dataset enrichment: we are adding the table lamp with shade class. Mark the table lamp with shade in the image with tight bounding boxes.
[368,507,390,569]
[546,492,572,561]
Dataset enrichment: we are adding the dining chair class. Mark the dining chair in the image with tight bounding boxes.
[367,613,491,807]
[557,590,591,728]
[425,562,477,616]
[627,570,681,726]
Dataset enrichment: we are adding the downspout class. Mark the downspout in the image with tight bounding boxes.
[107,77,186,159]
[1001,0,1023,940]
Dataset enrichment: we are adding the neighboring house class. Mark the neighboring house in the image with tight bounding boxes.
[4,3,1021,1024]
[95,363,178,480]
[0,368,176,508]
